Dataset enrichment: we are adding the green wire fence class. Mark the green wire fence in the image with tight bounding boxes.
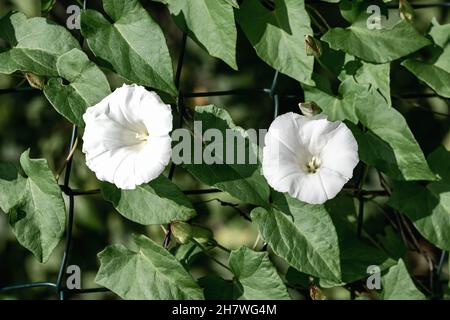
[0,0,449,300]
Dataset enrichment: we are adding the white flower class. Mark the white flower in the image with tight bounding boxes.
[262,112,359,204]
[82,84,173,189]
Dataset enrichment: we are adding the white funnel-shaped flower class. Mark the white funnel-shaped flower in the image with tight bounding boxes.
[263,112,359,204]
[82,84,172,189]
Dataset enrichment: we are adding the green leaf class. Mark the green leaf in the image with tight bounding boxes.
[172,241,205,266]
[157,0,237,69]
[285,267,311,288]
[339,55,391,106]
[183,105,270,207]
[381,259,426,300]
[401,20,450,98]
[237,0,314,85]
[229,246,290,300]
[81,0,176,95]
[222,0,239,8]
[251,193,392,285]
[198,275,240,300]
[44,49,111,127]
[251,203,340,283]
[322,17,431,63]
[429,19,450,72]
[304,79,360,123]
[304,79,435,181]
[401,60,450,98]
[376,226,406,260]
[0,150,66,263]
[101,175,196,225]
[0,12,80,76]
[0,164,25,213]
[339,0,389,24]
[95,234,204,299]
[388,146,450,250]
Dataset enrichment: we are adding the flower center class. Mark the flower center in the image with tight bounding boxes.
[135,131,149,142]
[306,156,322,174]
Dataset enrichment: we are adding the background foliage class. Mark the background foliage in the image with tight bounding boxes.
[0,0,449,300]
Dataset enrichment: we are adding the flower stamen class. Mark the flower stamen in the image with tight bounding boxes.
[306,156,322,174]
[135,132,149,142]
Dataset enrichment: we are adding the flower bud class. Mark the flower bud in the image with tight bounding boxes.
[171,221,215,245]
[305,35,322,58]
[310,285,327,300]
[399,0,414,22]
[25,73,45,90]
[171,221,193,244]
[298,101,321,117]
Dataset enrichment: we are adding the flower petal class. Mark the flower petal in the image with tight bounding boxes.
[85,144,143,189]
[320,123,359,179]
[82,114,140,161]
[294,173,329,205]
[264,112,305,156]
[298,115,341,156]
[140,91,173,137]
[133,136,172,187]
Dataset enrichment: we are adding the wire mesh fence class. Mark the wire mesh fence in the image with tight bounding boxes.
[0,0,449,300]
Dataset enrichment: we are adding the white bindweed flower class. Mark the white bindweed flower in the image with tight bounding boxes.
[82,84,172,189]
[262,112,359,204]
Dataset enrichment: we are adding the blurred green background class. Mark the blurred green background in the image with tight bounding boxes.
[0,0,449,300]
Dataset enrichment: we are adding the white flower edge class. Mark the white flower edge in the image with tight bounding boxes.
[82,84,173,190]
[262,112,359,204]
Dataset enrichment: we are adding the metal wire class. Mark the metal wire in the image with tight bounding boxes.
[54,126,77,299]
[0,0,449,300]
[387,2,450,9]
[0,282,57,292]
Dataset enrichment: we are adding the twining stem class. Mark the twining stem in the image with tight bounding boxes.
[161,223,171,249]
[376,172,415,250]
[398,212,436,291]
[393,95,450,116]
[163,227,172,249]
[368,199,398,231]
[356,165,369,238]
[193,197,252,222]
[376,171,436,293]
[343,188,389,197]
[191,239,232,272]
[55,137,79,181]
[252,233,261,250]
[377,171,392,195]
[307,11,327,34]
[315,56,337,80]
[436,251,447,279]
[399,213,422,251]
[68,188,100,196]
[360,228,388,254]
[306,4,331,31]
[394,210,412,250]
[215,243,231,254]
[183,188,222,195]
